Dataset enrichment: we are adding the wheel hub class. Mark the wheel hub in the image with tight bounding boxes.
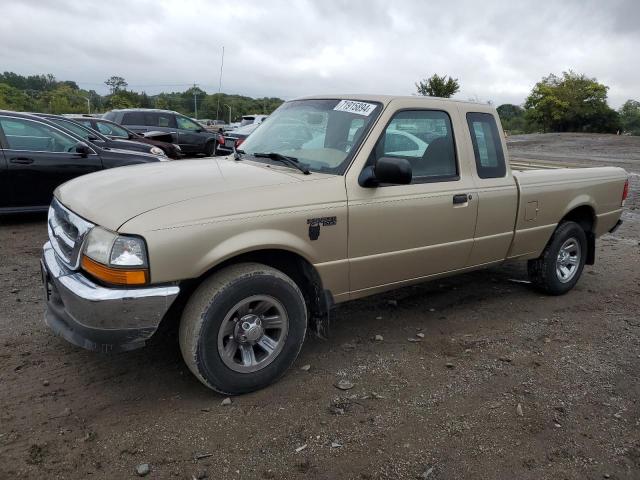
[218,294,290,374]
[235,314,264,344]
[555,237,581,283]
[558,250,569,264]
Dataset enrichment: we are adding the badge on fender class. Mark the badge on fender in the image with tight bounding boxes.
[307,216,337,241]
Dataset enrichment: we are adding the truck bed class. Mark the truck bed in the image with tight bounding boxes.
[507,164,627,260]
[510,158,585,171]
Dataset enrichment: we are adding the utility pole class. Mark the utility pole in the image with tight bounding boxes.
[224,104,231,125]
[193,83,199,119]
[216,46,225,120]
[79,95,91,114]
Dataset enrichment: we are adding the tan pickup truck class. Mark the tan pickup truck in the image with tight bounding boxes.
[42,95,629,394]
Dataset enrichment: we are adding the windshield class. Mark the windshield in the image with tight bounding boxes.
[51,118,102,142]
[96,121,130,138]
[239,99,381,174]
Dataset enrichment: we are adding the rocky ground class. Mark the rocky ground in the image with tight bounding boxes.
[0,133,639,479]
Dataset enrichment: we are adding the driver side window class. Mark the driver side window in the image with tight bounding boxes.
[373,110,458,184]
[0,117,77,153]
[176,115,201,131]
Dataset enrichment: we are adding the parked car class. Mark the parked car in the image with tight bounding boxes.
[0,110,168,213]
[33,114,168,158]
[222,122,241,132]
[103,108,221,156]
[216,122,260,155]
[70,116,182,159]
[40,95,628,395]
[198,119,227,133]
[240,114,268,127]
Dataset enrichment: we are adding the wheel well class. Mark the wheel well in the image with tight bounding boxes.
[560,205,596,264]
[164,249,331,333]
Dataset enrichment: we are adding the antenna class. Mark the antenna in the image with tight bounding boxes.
[216,46,225,121]
[193,83,199,119]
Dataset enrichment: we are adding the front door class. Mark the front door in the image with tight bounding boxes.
[346,108,478,295]
[0,116,102,209]
[0,148,7,209]
[175,114,207,153]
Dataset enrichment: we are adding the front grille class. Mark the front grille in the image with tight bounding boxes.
[47,199,94,270]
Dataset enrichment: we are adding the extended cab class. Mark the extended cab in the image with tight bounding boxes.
[41,95,628,394]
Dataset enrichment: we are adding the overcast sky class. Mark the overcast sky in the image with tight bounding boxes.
[0,0,638,107]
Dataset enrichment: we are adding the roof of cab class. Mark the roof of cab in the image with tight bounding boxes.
[293,93,492,106]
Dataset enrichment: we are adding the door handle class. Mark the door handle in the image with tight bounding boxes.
[10,157,34,165]
[453,193,469,205]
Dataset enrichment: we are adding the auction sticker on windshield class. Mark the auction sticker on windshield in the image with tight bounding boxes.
[333,100,377,116]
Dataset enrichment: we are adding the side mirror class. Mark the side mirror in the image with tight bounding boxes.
[87,135,99,141]
[74,142,92,157]
[358,156,412,187]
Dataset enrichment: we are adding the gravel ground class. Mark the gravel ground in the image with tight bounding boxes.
[1,133,639,479]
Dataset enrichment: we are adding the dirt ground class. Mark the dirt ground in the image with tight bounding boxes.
[1,133,639,479]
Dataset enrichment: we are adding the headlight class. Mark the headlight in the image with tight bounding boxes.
[150,146,165,156]
[82,227,149,285]
[111,236,147,266]
[173,144,182,152]
[84,226,117,264]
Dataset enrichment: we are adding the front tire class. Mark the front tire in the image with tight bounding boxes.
[204,141,216,157]
[527,221,587,295]
[179,263,307,394]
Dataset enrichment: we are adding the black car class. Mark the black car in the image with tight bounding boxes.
[0,110,168,213]
[103,109,222,156]
[70,116,182,159]
[216,122,261,155]
[34,114,168,157]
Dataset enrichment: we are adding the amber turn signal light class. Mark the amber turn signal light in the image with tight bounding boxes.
[81,255,148,286]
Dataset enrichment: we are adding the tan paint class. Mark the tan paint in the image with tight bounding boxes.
[54,94,628,304]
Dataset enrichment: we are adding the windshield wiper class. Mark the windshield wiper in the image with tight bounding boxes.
[252,152,310,175]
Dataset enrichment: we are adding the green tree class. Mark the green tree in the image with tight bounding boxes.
[524,71,619,133]
[0,83,33,110]
[416,74,460,98]
[105,75,128,94]
[39,85,91,114]
[0,70,286,117]
[497,104,527,134]
[106,90,140,109]
[619,100,640,135]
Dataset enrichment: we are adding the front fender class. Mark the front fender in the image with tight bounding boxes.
[194,228,317,278]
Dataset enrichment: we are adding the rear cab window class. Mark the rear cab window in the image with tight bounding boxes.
[466,112,506,178]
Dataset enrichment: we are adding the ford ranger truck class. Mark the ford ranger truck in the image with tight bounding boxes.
[41,95,629,394]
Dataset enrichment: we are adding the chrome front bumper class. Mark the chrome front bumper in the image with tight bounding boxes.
[42,241,180,352]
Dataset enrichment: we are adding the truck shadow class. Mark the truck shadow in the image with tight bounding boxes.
[59,260,534,401]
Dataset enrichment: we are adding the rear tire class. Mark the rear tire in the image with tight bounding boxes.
[179,263,307,395]
[527,221,587,295]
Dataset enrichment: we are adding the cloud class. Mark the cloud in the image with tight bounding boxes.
[0,0,637,107]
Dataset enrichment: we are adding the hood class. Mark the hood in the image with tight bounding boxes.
[108,138,151,148]
[55,158,306,231]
